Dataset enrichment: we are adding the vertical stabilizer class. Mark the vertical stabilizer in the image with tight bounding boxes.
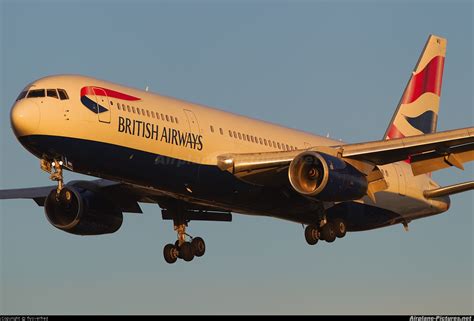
[384,35,446,140]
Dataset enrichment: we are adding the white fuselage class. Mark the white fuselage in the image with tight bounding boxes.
[10,75,450,227]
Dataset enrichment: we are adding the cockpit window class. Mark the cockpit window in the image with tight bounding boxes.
[47,89,59,99]
[27,89,45,98]
[57,89,69,100]
[16,90,28,101]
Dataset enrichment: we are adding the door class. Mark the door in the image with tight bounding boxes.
[393,163,406,196]
[183,109,200,134]
[93,88,111,123]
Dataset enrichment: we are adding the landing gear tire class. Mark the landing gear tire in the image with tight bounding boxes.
[174,240,183,259]
[192,237,206,257]
[304,225,319,245]
[179,242,194,262]
[321,223,336,243]
[333,218,347,238]
[163,243,178,264]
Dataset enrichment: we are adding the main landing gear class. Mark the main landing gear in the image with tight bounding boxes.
[304,217,347,245]
[163,221,206,264]
[161,205,231,264]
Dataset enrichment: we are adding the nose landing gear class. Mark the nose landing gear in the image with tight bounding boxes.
[41,158,65,196]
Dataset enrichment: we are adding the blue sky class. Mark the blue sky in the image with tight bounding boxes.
[1,0,472,315]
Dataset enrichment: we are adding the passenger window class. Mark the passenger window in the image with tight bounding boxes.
[242,134,246,141]
[131,106,135,113]
[210,125,214,133]
[251,136,255,143]
[286,144,289,151]
[259,138,263,145]
[264,139,267,146]
[171,117,175,123]
[127,105,131,112]
[228,130,232,137]
[16,90,28,101]
[151,111,155,118]
[47,89,59,99]
[161,113,165,120]
[246,134,250,141]
[233,131,237,138]
[137,108,141,115]
[166,115,170,122]
[219,128,223,135]
[146,110,150,117]
[57,89,69,100]
[238,132,242,140]
[175,117,179,124]
[277,142,281,149]
[27,89,45,98]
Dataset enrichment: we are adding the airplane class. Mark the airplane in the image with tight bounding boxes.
[1,34,473,264]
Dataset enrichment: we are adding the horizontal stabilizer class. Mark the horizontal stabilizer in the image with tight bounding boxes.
[423,181,474,199]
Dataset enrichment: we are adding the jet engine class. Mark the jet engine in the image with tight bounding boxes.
[288,151,368,201]
[44,184,123,235]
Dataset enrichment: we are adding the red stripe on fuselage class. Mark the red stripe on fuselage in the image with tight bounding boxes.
[80,86,141,101]
[401,56,444,104]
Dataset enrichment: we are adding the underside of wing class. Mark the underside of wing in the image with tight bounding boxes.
[0,185,56,206]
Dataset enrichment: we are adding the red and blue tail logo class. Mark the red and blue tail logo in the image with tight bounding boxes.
[80,86,141,113]
[384,35,446,141]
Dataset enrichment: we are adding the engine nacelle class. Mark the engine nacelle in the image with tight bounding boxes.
[288,151,368,201]
[44,185,123,235]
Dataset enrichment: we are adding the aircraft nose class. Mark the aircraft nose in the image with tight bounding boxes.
[10,100,40,137]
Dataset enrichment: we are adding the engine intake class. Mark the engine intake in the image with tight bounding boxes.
[44,186,123,235]
[288,151,368,201]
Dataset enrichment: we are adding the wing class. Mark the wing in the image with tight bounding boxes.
[0,179,230,217]
[341,127,474,174]
[217,127,474,185]
[0,179,144,211]
[0,185,57,206]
